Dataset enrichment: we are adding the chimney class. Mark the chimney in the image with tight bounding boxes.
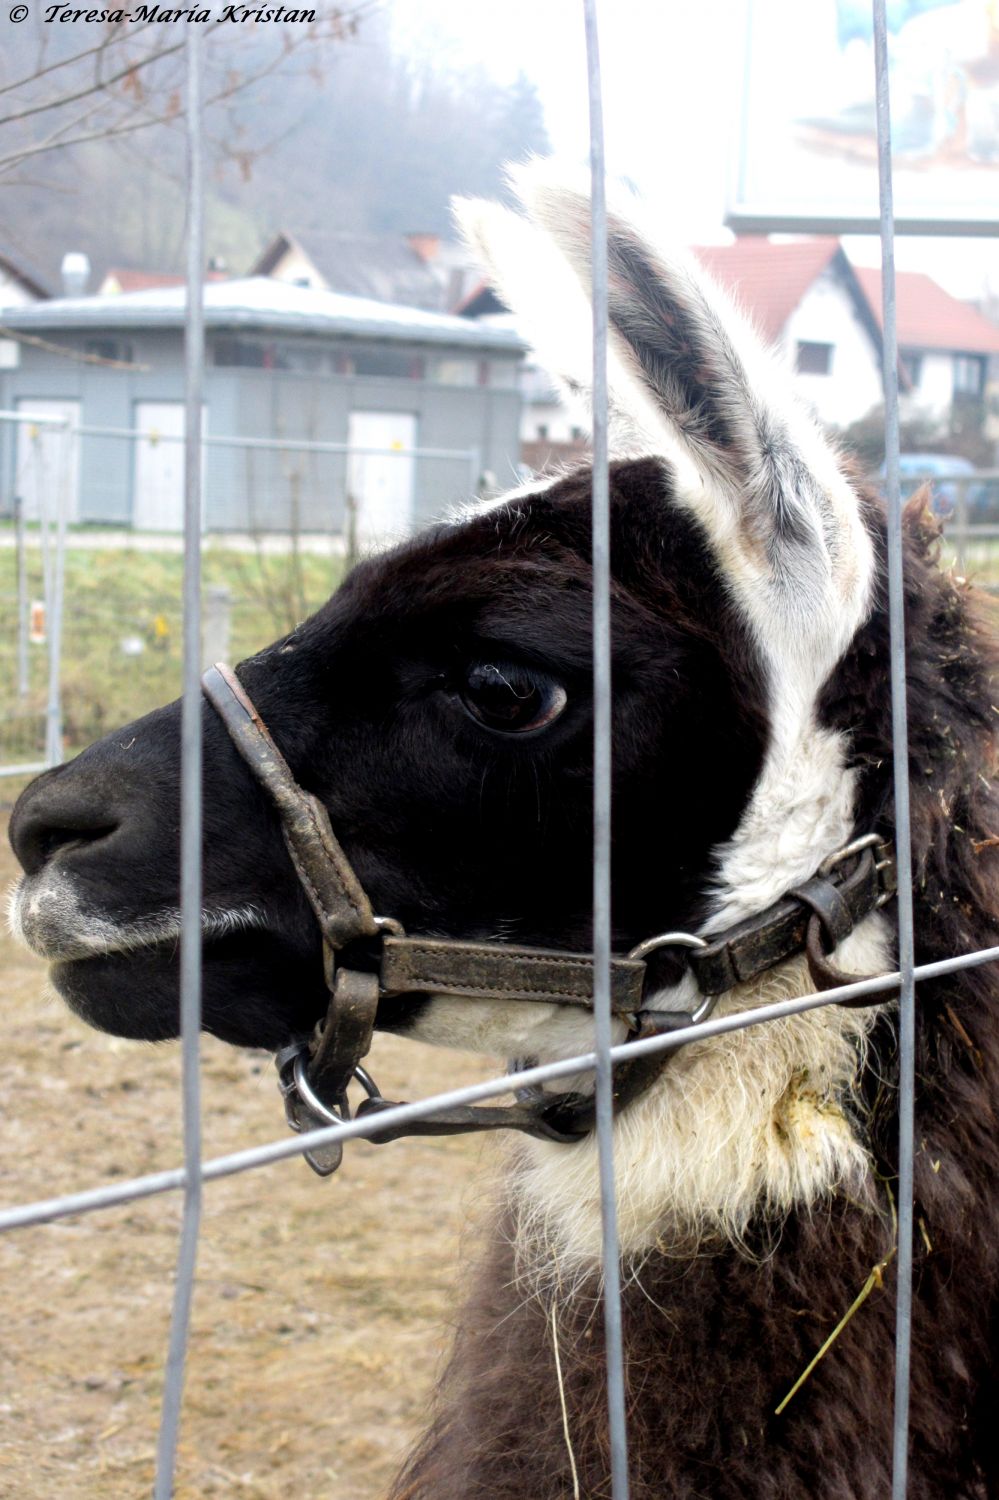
[61,252,91,298]
[406,233,441,264]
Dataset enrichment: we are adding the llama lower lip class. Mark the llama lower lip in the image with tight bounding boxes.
[51,929,328,1049]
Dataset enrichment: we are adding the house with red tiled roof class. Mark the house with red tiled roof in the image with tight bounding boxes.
[463,236,999,469]
[461,238,887,457]
[100,266,229,296]
[693,240,886,429]
[852,266,999,421]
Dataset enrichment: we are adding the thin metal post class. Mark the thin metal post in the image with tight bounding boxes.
[15,494,28,698]
[153,27,204,1500]
[32,427,58,766]
[583,2,630,1496]
[872,6,916,1496]
[44,426,69,766]
[953,477,969,576]
[201,585,231,671]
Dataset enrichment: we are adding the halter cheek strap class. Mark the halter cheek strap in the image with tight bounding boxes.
[201,663,899,1177]
[201,663,378,950]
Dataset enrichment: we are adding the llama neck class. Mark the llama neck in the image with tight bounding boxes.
[512,915,891,1275]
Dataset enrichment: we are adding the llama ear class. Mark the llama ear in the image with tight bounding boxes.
[457,163,871,638]
[453,186,671,465]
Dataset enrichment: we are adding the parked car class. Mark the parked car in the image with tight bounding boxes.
[876,454,999,520]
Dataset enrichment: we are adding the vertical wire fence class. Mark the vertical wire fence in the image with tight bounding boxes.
[0,421,480,784]
[153,29,205,1500]
[871,2,917,1491]
[0,409,72,777]
[582,3,630,1495]
[0,4,985,1498]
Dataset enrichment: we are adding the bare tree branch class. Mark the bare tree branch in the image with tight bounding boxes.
[0,33,321,177]
[0,324,151,369]
[0,21,145,102]
[0,106,177,176]
[0,4,376,183]
[0,29,195,131]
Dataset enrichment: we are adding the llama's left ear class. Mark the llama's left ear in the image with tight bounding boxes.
[457,161,874,655]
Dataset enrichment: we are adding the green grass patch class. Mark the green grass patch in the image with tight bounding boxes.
[2,529,996,787]
[0,541,345,769]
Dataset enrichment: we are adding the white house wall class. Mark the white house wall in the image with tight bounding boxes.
[0,270,36,309]
[265,244,329,292]
[779,271,884,430]
[520,399,580,445]
[905,352,954,421]
[0,272,36,365]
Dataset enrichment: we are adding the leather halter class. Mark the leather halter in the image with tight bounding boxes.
[201,662,898,1176]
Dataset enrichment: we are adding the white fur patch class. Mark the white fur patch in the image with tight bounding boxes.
[405,992,627,1063]
[7,870,265,961]
[514,916,891,1272]
[446,469,564,525]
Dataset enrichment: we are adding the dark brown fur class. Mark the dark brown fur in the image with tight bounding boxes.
[390,497,999,1500]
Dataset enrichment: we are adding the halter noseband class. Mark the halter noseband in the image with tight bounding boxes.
[201,662,898,1177]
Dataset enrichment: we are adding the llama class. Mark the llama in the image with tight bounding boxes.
[9,164,999,1498]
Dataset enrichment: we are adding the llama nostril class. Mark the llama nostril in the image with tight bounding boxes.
[36,822,118,869]
[9,777,121,878]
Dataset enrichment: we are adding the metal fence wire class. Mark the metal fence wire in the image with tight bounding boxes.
[0,415,482,536]
[0,3,993,1498]
[0,426,474,783]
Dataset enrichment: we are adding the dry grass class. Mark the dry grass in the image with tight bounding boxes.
[0,820,503,1500]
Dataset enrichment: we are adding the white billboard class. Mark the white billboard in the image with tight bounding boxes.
[729,0,999,234]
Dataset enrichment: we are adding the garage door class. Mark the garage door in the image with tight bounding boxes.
[132,402,206,531]
[346,410,417,549]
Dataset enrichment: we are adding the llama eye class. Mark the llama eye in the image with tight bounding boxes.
[459,662,567,734]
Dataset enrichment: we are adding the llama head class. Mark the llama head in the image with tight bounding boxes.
[457,162,878,926]
[8,164,878,1094]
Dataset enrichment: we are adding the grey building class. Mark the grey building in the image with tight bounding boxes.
[0,278,525,536]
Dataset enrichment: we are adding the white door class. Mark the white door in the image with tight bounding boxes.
[132,402,205,532]
[347,411,417,549]
[15,399,81,524]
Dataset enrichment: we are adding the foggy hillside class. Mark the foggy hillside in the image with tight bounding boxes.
[0,5,549,290]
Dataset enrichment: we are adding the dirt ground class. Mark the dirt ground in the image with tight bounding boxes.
[0,817,504,1500]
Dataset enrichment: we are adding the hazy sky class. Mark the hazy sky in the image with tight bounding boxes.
[392,0,999,298]
[393,0,741,238]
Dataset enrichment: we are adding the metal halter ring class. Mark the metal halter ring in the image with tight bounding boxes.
[627,930,717,1027]
[292,1049,347,1126]
[351,1064,383,1101]
[818,832,884,876]
[289,1049,384,1129]
[373,915,406,938]
[628,930,709,962]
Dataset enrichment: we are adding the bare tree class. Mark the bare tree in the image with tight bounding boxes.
[0,6,373,183]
